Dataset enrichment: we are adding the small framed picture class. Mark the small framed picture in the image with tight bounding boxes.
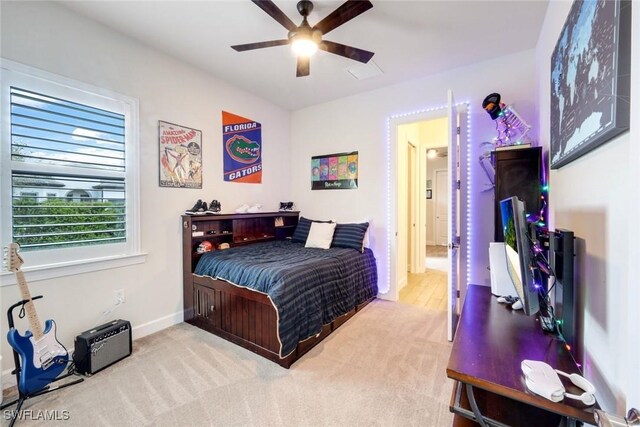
[426,189,432,199]
[311,151,358,190]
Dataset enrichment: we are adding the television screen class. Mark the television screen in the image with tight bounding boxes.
[500,196,540,315]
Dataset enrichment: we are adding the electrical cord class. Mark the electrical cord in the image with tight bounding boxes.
[544,275,557,298]
[65,359,80,377]
[91,296,124,328]
[534,268,557,334]
[529,245,572,344]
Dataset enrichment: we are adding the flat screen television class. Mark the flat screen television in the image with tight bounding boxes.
[499,196,540,316]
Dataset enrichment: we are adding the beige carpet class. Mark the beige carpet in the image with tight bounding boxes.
[3,300,454,426]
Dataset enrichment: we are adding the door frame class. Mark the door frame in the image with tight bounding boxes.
[433,168,448,246]
[387,104,469,302]
[407,141,418,273]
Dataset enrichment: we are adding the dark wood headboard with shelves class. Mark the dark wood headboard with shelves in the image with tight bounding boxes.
[181,211,300,275]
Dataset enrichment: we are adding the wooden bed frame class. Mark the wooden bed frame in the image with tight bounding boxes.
[182,212,373,368]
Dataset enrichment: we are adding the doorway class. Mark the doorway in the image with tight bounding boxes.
[388,96,469,341]
[426,164,449,273]
[396,117,450,311]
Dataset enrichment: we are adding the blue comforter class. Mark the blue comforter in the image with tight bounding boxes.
[194,240,378,357]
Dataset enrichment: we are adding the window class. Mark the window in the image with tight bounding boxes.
[1,60,143,280]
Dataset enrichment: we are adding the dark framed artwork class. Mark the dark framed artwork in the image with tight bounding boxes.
[311,151,358,190]
[158,121,202,188]
[550,0,631,169]
[426,189,432,199]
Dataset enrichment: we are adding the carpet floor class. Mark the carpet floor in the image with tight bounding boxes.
[3,300,454,426]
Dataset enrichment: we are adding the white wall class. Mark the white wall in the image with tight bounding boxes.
[420,117,448,246]
[628,2,640,410]
[419,118,449,147]
[290,49,538,296]
[536,1,639,414]
[0,2,291,381]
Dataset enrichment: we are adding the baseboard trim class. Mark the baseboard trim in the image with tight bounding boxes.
[426,240,436,246]
[132,310,183,341]
[2,311,184,391]
[397,276,408,294]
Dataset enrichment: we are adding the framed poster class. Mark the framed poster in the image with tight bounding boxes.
[311,151,358,190]
[158,121,202,188]
[550,0,631,169]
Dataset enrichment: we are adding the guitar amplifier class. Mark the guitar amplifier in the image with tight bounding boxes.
[73,319,132,375]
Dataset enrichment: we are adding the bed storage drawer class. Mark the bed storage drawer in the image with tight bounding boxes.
[188,277,375,368]
[190,280,280,355]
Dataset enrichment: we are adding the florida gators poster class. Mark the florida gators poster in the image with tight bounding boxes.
[222,111,262,183]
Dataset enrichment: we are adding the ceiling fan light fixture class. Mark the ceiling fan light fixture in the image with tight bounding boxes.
[291,36,318,57]
[427,149,438,159]
[232,0,374,76]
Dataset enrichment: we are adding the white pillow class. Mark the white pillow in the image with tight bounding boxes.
[305,222,337,249]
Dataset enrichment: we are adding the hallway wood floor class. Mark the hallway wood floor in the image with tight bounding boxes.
[426,244,448,257]
[399,244,448,310]
[399,270,447,311]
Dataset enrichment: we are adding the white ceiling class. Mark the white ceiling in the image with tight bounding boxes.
[60,0,548,111]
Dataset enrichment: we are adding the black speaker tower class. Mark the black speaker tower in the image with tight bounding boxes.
[550,229,578,363]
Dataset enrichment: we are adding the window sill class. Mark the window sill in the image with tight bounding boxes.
[0,253,147,287]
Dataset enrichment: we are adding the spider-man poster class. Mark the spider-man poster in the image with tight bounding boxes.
[159,121,202,188]
[222,111,262,184]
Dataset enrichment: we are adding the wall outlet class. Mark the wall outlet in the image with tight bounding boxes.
[115,289,125,305]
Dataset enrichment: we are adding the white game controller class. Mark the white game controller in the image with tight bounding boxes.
[521,360,565,402]
[521,360,596,405]
[496,296,523,310]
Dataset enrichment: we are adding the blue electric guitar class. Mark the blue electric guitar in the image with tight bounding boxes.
[4,243,68,395]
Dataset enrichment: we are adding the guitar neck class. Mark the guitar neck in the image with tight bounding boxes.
[15,270,44,339]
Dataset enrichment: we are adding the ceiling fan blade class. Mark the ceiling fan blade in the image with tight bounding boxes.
[251,0,297,31]
[231,39,289,52]
[320,40,374,63]
[313,0,373,35]
[296,56,310,77]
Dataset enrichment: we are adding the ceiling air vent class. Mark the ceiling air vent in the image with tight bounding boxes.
[346,60,383,80]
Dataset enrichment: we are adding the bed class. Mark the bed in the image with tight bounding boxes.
[184,239,378,368]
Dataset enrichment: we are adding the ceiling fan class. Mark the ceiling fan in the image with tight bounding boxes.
[231,0,375,77]
[427,148,448,158]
